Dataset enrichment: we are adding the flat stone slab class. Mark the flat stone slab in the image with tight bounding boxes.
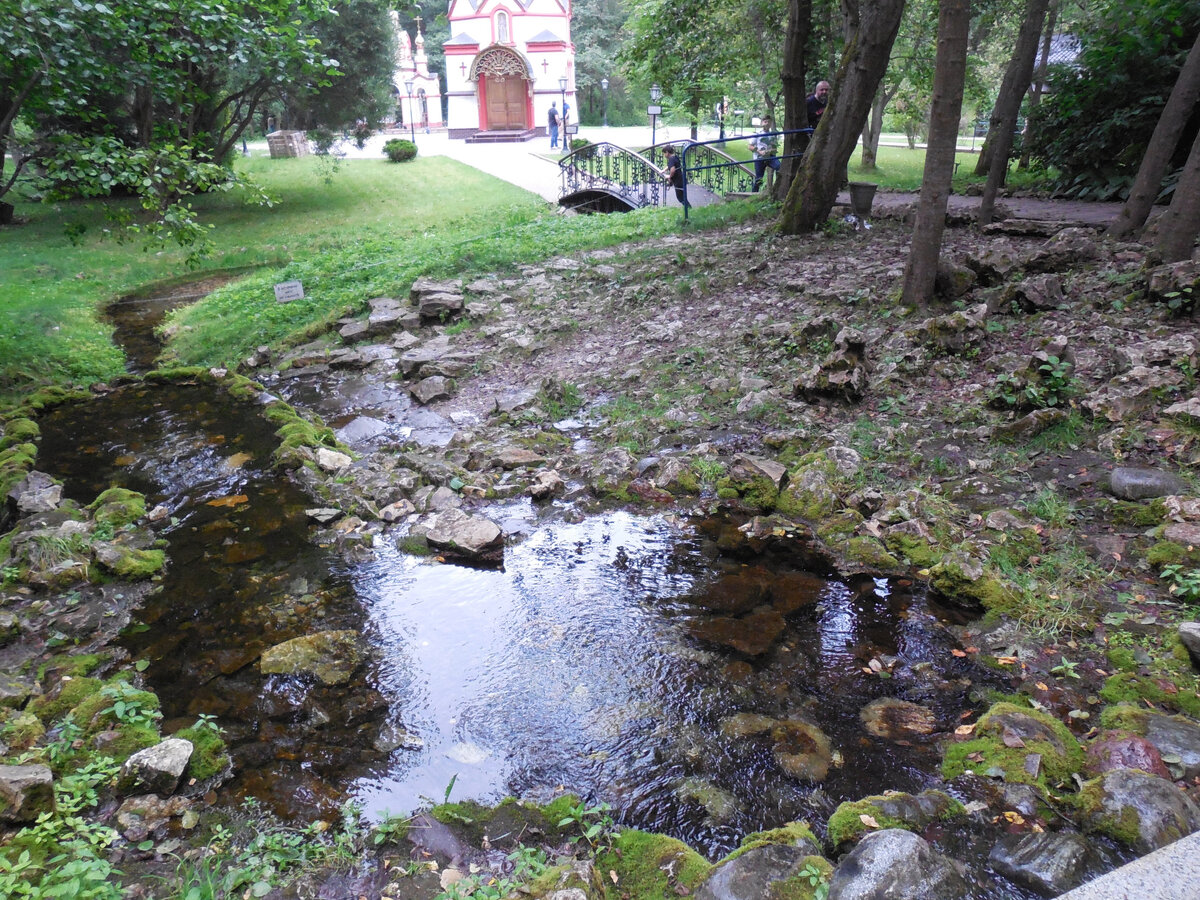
[1056,832,1200,900]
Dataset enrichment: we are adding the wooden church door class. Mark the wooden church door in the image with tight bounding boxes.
[476,48,528,131]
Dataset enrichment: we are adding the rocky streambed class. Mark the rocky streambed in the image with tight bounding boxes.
[1,212,1199,898]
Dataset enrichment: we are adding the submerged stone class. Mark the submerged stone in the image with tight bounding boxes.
[259,630,364,685]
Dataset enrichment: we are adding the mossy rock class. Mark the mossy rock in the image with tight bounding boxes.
[815,509,865,544]
[1070,768,1200,853]
[145,366,210,383]
[775,453,842,522]
[88,488,147,530]
[28,676,105,726]
[0,418,39,451]
[1109,498,1167,528]
[39,652,109,681]
[1100,673,1200,717]
[928,551,1018,612]
[883,531,941,568]
[174,722,231,781]
[1146,540,1199,569]
[0,441,37,499]
[720,822,819,864]
[765,855,833,900]
[91,722,161,766]
[595,829,712,899]
[93,544,165,579]
[67,681,161,737]
[941,702,1083,790]
[0,711,45,754]
[842,536,900,570]
[429,797,560,848]
[827,790,964,849]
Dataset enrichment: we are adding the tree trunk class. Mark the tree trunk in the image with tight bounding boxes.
[977,0,1049,225]
[860,90,887,169]
[901,0,970,308]
[1156,125,1200,263]
[778,0,908,233]
[973,0,1048,178]
[779,0,814,196]
[1108,30,1200,239]
[1018,0,1058,169]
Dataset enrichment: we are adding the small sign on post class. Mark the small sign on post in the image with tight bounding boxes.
[647,105,662,116]
[565,124,579,135]
[274,280,304,303]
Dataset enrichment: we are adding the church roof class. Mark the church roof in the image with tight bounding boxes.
[526,28,563,42]
[461,0,535,11]
[445,31,479,45]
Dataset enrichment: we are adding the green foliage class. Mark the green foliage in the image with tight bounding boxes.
[384,139,419,163]
[992,356,1078,412]
[556,799,616,851]
[1027,0,1200,199]
[1160,564,1200,605]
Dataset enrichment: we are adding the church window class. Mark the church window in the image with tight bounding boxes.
[496,10,510,43]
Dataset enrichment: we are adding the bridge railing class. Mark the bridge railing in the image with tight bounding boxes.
[680,129,814,218]
[559,142,665,211]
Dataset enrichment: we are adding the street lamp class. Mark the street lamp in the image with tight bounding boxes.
[649,83,663,148]
[404,80,416,145]
[601,77,609,128]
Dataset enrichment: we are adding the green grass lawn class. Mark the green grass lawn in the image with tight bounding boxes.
[0,156,541,401]
[0,153,768,404]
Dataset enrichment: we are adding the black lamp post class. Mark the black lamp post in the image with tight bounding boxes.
[404,80,416,144]
[649,83,662,147]
[601,77,609,128]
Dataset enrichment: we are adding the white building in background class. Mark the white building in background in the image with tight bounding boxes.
[392,12,444,130]
[441,0,576,141]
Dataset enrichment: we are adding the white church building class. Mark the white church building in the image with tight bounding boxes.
[392,13,445,131]
[440,0,577,140]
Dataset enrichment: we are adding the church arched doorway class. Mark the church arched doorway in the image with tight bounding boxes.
[472,46,531,131]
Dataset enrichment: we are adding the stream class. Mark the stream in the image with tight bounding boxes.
[21,286,1079,894]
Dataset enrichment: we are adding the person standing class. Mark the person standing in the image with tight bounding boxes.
[751,115,780,192]
[548,102,560,149]
[664,144,688,208]
[561,101,571,148]
[715,99,727,140]
[807,81,831,129]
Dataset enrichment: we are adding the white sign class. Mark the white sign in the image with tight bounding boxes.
[565,124,579,135]
[274,280,304,303]
[647,105,662,116]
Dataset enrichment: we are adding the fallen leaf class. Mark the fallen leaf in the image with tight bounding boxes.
[951,649,967,658]
[955,723,976,736]
[1003,811,1025,825]
[996,656,1019,666]
[610,870,619,884]
[1035,682,1048,691]
[1001,729,1026,749]
[859,814,879,829]
[1112,552,1122,561]
[206,494,249,508]
[966,751,986,763]
[965,646,980,653]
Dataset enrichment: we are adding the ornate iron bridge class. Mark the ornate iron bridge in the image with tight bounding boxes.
[558,131,813,214]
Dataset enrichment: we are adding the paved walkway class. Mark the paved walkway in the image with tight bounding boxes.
[279,126,1129,227]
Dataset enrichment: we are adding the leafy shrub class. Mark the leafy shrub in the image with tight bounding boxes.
[568,138,590,152]
[384,139,418,163]
[1027,0,1200,200]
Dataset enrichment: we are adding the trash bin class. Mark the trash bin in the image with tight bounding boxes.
[848,181,878,218]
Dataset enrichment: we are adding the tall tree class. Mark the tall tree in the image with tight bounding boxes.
[901,0,970,307]
[779,0,813,194]
[976,0,1049,224]
[778,0,907,233]
[971,0,1046,178]
[1156,125,1200,263]
[1107,29,1200,239]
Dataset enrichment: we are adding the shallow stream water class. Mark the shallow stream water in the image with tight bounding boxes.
[22,286,1079,894]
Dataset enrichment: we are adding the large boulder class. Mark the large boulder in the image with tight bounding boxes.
[1108,467,1189,501]
[827,829,973,900]
[988,831,1098,896]
[1075,768,1200,853]
[828,790,963,850]
[696,841,821,900]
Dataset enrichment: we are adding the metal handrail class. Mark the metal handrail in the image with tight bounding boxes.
[680,129,814,219]
[558,141,666,211]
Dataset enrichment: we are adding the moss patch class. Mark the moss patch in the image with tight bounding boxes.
[0,441,38,500]
[766,856,833,900]
[883,531,941,568]
[88,488,147,529]
[95,545,166,579]
[842,536,900,569]
[595,829,712,900]
[1100,674,1200,717]
[28,676,105,726]
[0,417,39,450]
[174,723,231,781]
[719,822,818,864]
[941,702,1083,790]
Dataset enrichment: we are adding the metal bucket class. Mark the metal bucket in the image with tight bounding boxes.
[848,181,878,218]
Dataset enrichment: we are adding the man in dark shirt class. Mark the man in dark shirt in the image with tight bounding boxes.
[806,81,830,128]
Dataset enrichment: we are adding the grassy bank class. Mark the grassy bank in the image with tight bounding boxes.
[0,154,770,404]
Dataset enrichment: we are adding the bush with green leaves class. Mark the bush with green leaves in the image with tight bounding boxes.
[384,139,418,163]
[1027,0,1200,200]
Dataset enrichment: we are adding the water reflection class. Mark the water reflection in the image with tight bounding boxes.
[34,385,978,858]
